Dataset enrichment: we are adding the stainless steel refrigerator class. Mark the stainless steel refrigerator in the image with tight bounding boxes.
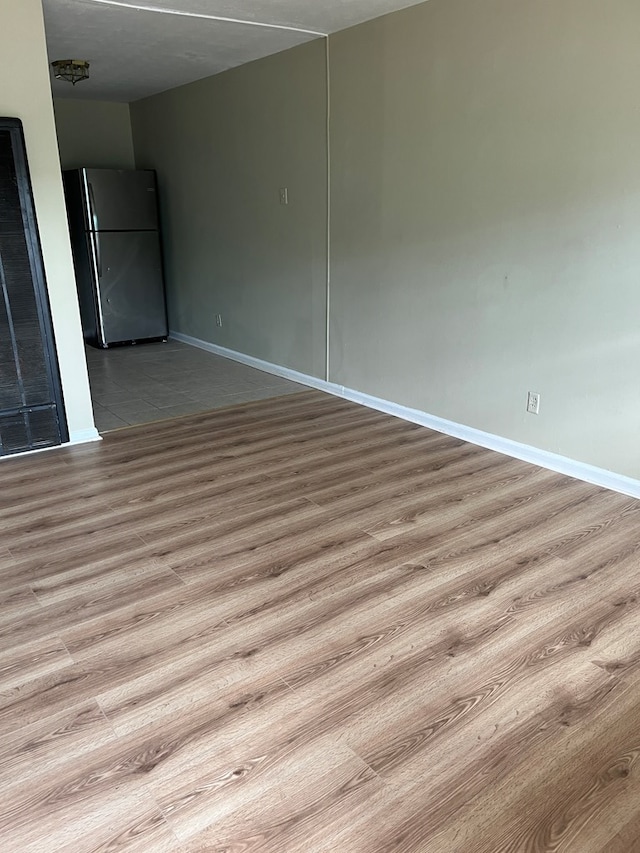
[63,168,168,348]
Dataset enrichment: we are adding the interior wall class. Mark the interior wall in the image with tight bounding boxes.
[130,39,328,378]
[130,0,640,481]
[0,0,95,442]
[53,98,135,170]
[329,0,640,478]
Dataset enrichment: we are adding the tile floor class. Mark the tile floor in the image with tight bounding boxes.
[85,339,308,433]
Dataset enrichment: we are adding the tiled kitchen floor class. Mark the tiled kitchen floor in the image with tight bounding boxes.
[85,339,308,433]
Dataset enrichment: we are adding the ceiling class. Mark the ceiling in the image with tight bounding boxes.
[43,0,427,103]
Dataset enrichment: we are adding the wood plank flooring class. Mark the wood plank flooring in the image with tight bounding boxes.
[1,389,640,851]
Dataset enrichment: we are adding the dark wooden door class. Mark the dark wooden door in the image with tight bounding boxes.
[0,118,67,455]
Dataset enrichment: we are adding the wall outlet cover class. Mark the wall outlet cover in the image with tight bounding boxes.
[527,391,540,415]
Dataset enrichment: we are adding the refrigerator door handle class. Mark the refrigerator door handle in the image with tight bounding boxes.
[94,230,103,279]
[87,232,106,344]
[87,181,99,231]
[85,178,102,277]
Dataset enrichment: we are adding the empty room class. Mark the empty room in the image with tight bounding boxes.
[1,0,640,850]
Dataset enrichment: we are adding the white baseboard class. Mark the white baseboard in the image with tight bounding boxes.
[170,330,640,500]
[69,427,102,445]
[169,331,330,391]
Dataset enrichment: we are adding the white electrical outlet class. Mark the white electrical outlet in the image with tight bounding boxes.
[526,391,540,415]
[215,314,223,328]
[279,187,289,205]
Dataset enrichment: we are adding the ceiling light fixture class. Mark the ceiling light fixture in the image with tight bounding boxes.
[51,59,90,85]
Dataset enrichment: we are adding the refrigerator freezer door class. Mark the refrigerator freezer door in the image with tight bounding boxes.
[84,168,159,231]
[95,231,167,345]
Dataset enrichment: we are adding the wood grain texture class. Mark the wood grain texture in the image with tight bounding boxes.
[0,389,639,851]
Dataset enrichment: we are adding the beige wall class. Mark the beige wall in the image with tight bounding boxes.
[329,0,640,477]
[54,98,135,170]
[131,40,328,378]
[1,1,95,442]
[130,0,640,480]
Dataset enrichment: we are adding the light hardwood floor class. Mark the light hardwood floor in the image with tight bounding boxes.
[1,389,640,852]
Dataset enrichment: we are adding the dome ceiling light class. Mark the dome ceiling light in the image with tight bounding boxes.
[51,59,90,86]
